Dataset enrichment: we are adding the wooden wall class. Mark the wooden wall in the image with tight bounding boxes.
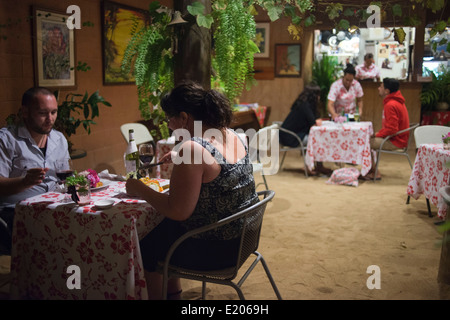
[0,0,171,175]
[0,1,423,177]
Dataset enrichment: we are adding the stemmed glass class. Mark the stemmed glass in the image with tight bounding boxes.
[55,159,74,200]
[139,143,155,177]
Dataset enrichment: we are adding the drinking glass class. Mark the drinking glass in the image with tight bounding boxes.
[139,143,154,165]
[55,159,74,184]
[139,143,154,177]
[55,159,74,200]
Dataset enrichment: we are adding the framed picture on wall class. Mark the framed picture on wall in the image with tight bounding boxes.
[33,7,76,88]
[254,22,270,58]
[274,44,301,77]
[102,1,149,85]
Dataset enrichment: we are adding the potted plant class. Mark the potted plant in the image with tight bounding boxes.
[5,90,112,154]
[312,53,342,117]
[53,90,112,153]
[65,171,91,205]
[420,66,450,113]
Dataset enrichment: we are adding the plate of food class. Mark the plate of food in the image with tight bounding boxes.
[139,177,169,192]
[91,179,111,191]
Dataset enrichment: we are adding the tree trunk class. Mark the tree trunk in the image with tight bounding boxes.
[173,0,211,89]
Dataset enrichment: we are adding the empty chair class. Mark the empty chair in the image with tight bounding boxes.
[414,125,450,148]
[373,123,419,182]
[159,190,282,300]
[120,123,155,146]
[248,124,280,190]
[274,122,308,177]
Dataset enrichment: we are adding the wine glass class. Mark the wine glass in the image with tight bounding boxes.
[139,143,154,177]
[55,159,74,198]
[139,144,154,165]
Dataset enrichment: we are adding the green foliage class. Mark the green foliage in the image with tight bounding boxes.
[312,53,342,116]
[54,91,112,138]
[210,0,258,103]
[420,66,450,111]
[121,2,173,138]
[66,172,88,188]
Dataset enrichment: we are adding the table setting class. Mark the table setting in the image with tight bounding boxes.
[407,143,450,219]
[305,120,374,176]
[10,167,168,300]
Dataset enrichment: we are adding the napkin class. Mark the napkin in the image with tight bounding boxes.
[98,169,126,181]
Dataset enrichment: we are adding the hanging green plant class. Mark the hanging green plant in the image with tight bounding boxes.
[121,2,172,139]
[189,0,259,103]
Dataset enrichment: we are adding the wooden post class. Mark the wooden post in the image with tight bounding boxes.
[173,0,211,89]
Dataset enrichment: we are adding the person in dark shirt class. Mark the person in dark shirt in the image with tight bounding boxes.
[280,85,332,176]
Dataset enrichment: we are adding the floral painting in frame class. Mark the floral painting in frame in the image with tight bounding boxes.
[33,7,76,88]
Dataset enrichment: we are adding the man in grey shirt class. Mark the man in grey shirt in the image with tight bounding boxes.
[0,87,70,253]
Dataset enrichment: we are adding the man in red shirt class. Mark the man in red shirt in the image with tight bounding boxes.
[366,78,410,180]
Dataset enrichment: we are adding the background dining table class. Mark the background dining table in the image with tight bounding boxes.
[407,143,450,219]
[305,121,374,176]
[9,180,165,300]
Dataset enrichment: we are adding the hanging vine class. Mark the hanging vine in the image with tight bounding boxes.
[121,2,172,139]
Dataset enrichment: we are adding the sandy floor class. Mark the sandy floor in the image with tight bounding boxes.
[180,152,450,300]
[1,152,449,300]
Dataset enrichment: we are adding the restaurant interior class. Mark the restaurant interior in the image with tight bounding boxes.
[1,0,450,301]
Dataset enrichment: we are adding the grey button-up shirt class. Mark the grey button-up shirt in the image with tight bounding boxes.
[0,125,70,209]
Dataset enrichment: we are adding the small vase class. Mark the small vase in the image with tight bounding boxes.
[444,143,450,151]
[76,184,91,205]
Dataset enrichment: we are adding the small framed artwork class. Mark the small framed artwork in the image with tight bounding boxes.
[254,22,270,58]
[274,44,301,77]
[102,1,149,85]
[33,7,76,88]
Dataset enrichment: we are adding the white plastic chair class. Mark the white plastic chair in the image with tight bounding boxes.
[248,124,280,190]
[120,123,154,145]
[414,125,450,148]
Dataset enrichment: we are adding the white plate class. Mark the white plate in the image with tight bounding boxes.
[91,180,111,191]
[94,199,115,209]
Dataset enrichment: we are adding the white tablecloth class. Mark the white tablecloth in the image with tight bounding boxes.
[407,144,450,219]
[305,121,374,176]
[10,180,165,300]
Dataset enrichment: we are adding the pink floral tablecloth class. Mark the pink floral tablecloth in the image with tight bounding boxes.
[10,180,165,300]
[407,144,450,219]
[155,139,175,179]
[305,121,374,176]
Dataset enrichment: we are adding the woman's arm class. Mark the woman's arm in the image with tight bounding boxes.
[126,141,213,221]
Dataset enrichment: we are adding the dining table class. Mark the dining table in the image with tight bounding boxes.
[9,179,167,300]
[407,143,450,219]
[305,121,374,176]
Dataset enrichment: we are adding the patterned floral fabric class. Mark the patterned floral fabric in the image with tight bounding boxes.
[305,121,374,176]
[180,132,258,240]
[407,144,450,219]
[355,63,381,80]
[10,181,165,299]
[327,79,364,115]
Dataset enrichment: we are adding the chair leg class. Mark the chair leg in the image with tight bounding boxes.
[373,152,381,182]
[258,253,283,300]
[262,174,269,190]
[202,281,207,300]
[406,195,410,204]
[426,198,432,217]
[279,152,287,171]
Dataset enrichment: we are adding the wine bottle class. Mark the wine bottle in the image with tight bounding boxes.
[125,129,139,177]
